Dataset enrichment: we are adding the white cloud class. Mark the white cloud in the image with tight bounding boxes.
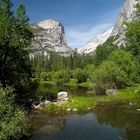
[65,6,122,49]
[65,23,112,49]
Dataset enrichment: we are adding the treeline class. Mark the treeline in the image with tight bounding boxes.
[31,52,93,73]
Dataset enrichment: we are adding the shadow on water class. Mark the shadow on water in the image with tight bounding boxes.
[28,103,140,140]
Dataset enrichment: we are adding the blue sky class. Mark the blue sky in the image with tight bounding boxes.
[12,0,124,49]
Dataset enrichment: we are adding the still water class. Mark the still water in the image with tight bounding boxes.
[28,103,140,140]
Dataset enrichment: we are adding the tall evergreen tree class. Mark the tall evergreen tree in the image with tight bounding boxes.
[0,0,33,89]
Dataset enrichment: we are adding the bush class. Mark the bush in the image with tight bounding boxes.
[84,64,96,80]
[51,70,72,83]
[0,87,30,140]
[73,69,88,83]
[93,50,139,94]
[40,72,52,81]
[93,38,118,66]
[108,50,140,83]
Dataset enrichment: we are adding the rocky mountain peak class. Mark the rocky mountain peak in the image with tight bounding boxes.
[31,19,72,57]
[78,0,139,54]
[38,19,64,32]
[38,19,59,28]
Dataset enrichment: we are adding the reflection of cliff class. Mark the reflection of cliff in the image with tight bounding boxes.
[94,104,140,140]
[29,111,67,135]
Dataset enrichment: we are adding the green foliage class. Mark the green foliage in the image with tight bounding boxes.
[0,0,33,90]
[38,82,58,101]
[73,69,88,83]
[93,39,118,66]
[93,60,124,93]
[95,84,140,104]
[43,96,96,114]
[93,50,139,93]
[31,51,94,76]
[125,4,140,61]
[0,87,30,140]
[84,64,96,80]
[125,19,140,60]
[40,72,52,81]
[108,50,139,83]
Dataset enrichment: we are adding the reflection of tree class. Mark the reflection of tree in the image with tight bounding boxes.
[94,104,140,140]
[29,111,67,135]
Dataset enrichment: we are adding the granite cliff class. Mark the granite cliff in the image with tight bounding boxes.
[78,0,139,54]
[31,19,73,57]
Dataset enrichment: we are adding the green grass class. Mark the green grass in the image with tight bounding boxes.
[40,80,56,85]
[78,81,94,88]
[42,84,140,114]
[42,96,96,114]
[64,79,78,87]
[86,90,96,95]
[95,85,140,105]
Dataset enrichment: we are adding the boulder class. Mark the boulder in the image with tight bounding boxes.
[32,104,42,110]
[106,89,116,96]
[72,108,78,112]
[44,100,51,105]
[57,91,68,101]
[66,109,71,112]
[136,109,140,112]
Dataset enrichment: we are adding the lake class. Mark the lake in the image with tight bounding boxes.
[28,103,140,140]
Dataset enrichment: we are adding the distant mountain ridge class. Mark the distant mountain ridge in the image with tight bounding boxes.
[78,27,113,54]
[78,0,140,54]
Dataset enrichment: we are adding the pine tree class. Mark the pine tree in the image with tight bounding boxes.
[0,0,33,89]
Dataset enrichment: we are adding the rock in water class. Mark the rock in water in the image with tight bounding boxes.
[106,89,116,96]
[31,19,73,57]
[57,91,68,101]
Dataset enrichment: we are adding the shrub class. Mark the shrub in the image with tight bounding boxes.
[93,38,118,66]
[73,69,88,83]
[0,87,30,140]
[93,50,139,94]
[84,64,96,80]
[40,72,52,81]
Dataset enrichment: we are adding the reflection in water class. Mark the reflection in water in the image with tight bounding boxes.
[38,83,90,101]
[94,103,140,140]
[29,111,67,138]
[29,111,124,140]
[29,83,140,140]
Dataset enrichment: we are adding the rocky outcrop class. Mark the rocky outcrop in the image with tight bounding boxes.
[110,0,139,45]
[78,27,113,54]
[31,19,73,57]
